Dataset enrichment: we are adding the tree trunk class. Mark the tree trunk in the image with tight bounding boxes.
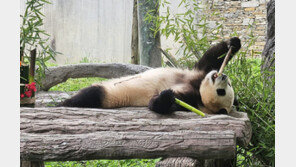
[131,0,139,64]
[261,0,275,89]
[137,0,161,67]
[29,49,36,83]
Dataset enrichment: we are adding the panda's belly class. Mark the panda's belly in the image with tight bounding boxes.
[102,76,174,107]
[100,68,188,108]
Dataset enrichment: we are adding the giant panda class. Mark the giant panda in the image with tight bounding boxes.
[59,37,241,115]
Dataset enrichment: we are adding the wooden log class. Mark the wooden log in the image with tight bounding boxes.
[40,63,151,91]
[21,129,235,161]
[21,106,251,147]
[20,107,251,161]
[137,0,161,67]
[156,157,202,167]
[34,91,77,107]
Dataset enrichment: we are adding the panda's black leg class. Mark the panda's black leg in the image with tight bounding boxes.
[58,86,105,108]
[148,89,177,115]
[194,37,241,73]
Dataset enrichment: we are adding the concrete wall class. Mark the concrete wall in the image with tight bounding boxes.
[21,0,134,65]
[21,0,268,65]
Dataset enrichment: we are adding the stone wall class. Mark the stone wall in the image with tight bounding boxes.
[200,0,269,56]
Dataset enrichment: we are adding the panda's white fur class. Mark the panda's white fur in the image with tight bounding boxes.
[91,67,203,108]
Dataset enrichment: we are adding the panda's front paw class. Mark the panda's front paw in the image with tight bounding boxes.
[228,37,241,52]
[148,89,175,115]
[159,89,175,105]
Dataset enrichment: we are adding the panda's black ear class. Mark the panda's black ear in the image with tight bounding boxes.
[217,108,228,115]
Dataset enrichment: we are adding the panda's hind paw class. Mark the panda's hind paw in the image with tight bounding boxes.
[228,37,241,52]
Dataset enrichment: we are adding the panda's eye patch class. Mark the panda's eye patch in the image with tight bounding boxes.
[216,89,226,96]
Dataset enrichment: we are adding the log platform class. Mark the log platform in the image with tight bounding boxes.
[20,91,251,167]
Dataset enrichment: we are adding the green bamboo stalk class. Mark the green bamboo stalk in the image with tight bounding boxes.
[175,98,206,117]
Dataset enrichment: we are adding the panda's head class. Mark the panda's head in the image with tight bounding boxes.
[199,70,234,114]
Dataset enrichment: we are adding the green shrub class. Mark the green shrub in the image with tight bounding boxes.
[226,53,275,167]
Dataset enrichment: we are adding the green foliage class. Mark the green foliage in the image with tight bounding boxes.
[20,0,59,85]
[48,60,106,92]
[79,57,94,63]
[49,77,107,92]
[147,0,275,166]
[226,53,275,167]
[145,0,224,69]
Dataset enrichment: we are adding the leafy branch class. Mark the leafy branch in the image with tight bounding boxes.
[20,0,59,86]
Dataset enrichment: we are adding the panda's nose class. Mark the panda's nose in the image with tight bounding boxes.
[221,74,227,81]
